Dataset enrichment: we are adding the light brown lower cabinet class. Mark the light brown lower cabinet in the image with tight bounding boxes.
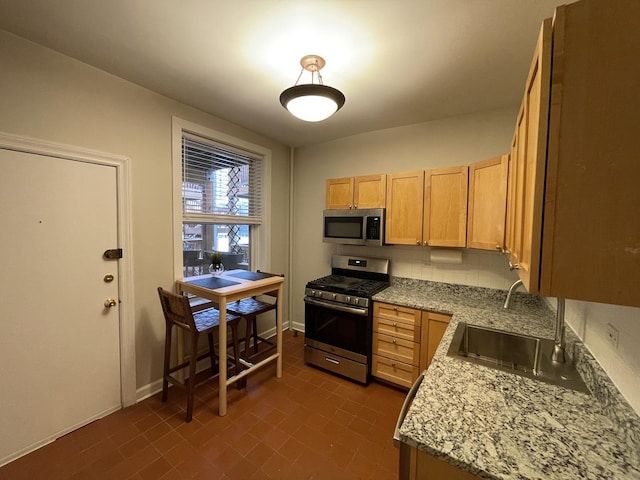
[372,302,452,389]
[406,448,480,480]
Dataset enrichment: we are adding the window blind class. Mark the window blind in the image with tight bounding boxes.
[181,134,263,224]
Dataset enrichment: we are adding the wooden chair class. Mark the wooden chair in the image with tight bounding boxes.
[226,270,283,360]
[157,287,244,422]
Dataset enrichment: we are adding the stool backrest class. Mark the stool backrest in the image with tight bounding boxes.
[157,287,196,332]
[257,270,284,299]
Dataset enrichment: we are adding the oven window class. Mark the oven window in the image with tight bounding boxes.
[324,217,363,239]
[305,302,370,356]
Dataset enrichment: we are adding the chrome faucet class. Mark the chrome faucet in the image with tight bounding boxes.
[503,279,523,309]
[551,298,566,364]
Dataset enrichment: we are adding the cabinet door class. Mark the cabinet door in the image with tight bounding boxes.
[411,447,480,480]
[424,166,468,247]
[419,311,451,371]
[506,18,552,294]
[505,132,518,257]
[467,155,508,251]
[385,171,425,245]
[354,174,386,209]
[539,2,640,307]
[325,177,354,209]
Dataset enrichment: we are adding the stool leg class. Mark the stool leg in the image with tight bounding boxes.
[252,317,259,354]
[242,316,252,358]
[231,322,246,390]
[207,333,217,376]
[186,333,198,422]
[162,324,172,402]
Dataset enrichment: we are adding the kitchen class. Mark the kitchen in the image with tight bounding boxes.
[1,0,640,478]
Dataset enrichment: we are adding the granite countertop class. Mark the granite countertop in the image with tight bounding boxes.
[373,278,640,480]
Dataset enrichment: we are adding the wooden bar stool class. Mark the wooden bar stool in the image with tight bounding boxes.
[226,271,283,361]
[157,287,244,422]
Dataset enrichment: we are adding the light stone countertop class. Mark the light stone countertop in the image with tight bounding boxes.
[373,278,640,480]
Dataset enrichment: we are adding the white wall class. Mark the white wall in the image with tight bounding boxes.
[291,108,640,415]
[563,300,640,413]
[0,30,291,394]
[291,107,519,331]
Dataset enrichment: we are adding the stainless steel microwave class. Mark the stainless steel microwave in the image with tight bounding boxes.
[323,208,385,246]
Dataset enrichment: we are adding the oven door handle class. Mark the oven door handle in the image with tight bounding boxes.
[304,297,369,316]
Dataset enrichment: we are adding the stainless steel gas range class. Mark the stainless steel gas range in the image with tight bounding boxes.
[304,255,390,383]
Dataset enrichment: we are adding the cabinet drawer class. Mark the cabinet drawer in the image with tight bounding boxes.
[373,302,421,326]
[372,354,418,389]
[373,332,420,366]
[374,316,420,342]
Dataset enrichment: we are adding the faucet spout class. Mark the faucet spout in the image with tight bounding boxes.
[503,279,524,309]
[551,298,567,364]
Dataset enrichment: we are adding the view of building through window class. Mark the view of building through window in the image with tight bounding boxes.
[181,134,262,277]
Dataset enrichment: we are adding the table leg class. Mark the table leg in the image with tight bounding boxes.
[218,297,227,416]
[276,283,283,378]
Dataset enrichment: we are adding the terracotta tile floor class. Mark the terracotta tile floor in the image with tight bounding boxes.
[1,332,406,479]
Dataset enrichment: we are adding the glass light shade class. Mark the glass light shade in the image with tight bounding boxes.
[280,84,345,122]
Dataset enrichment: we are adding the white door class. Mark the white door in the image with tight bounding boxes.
[0,149,121,465]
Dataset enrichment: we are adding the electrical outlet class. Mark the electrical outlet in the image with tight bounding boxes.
[606,323,619,348]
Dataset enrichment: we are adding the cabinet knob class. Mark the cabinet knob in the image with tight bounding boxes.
[416,240,421,245]
[354,204,358,208]
[509,261,520,271]
[423,241,428,246]
[393,322,398,327]
[392,338,397,344]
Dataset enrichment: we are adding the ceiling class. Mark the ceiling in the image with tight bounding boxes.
[0,0,568,147]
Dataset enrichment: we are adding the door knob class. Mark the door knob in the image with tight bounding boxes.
[104,298,117,308]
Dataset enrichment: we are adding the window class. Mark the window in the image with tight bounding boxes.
[173,118,271,279]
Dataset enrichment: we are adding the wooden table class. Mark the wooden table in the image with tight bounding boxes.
[175,271,284,416]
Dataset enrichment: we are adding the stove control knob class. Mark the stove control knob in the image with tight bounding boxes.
[345,296,351,304]
[353,298,359,305]
[331,293,337,300]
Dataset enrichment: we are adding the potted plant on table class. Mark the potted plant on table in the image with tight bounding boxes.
[208,251,225,276]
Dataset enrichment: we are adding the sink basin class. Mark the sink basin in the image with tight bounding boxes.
[447,322,589,394]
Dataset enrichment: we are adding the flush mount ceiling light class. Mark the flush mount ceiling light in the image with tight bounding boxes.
[279,55,345,122]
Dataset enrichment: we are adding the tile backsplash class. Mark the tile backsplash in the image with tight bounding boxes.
[337,245,519,291]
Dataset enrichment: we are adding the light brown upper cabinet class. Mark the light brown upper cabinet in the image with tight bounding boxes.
[507,0,640,307]
[386,167,468,247]
[325,174,386,209]
[467,155,509,251]
[505,17,552,294]
[424,166,468,248]
[385,170,425,245]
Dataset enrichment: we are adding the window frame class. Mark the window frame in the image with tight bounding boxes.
[172,117,272,280]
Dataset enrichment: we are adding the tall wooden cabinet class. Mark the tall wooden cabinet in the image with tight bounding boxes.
[467,155,509,251]
[325,174,386,209]
[507,0,640,307]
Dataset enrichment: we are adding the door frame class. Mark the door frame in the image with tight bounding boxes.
[0,131,136,407]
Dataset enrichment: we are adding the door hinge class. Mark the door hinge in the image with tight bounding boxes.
[103,248,123,260]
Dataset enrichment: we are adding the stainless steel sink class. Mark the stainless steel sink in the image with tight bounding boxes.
[447,322,590,394]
